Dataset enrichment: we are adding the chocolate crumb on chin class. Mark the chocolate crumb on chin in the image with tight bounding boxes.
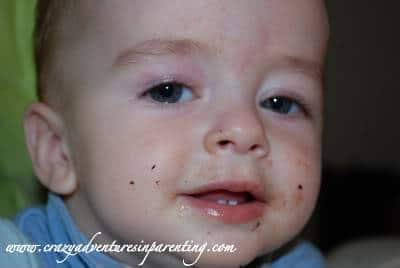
[129,180,135,185]
[155,180,160,186]
[252,221,261,232]
[151,164,156,170]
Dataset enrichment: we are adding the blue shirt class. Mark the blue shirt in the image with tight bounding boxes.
[14,194,122,268]
[269,242,326,268]
[0,219,40,268]
[4,193,326,267]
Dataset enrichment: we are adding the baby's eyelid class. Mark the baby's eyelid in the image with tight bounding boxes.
[141,80,182,95]
[259,96,307,116]
[260,86,312,111]
[142,80,197,104]
[145,79,179,91]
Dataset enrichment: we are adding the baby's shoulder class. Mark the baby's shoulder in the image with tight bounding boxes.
[0,218,40,268]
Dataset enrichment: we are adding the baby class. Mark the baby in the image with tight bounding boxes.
[1,0,329,267]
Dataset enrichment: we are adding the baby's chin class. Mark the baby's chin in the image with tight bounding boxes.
[172,239,280,268]
[179,250,257,268]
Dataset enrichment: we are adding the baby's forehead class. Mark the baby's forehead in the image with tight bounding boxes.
[51,0,329,70]
[72,0,327,28]
[79,1,327,49]
[58,1,328,78]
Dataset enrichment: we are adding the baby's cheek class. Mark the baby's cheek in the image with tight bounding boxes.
[267,153,321,240]
[287,177,320,226]
[295,184,305,206]
[271,183,308,212]
[291,149,321,203]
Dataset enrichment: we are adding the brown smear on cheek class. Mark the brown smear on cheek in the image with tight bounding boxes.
[298,184,303,190]
[293,154,311,207]
[295,184,304,205]
[270,191,286,210]
[296,158,310,169]
[282,199,287,208]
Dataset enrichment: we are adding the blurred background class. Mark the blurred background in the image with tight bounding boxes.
[318,0,400,254]
[0,0,38,217]
[0,0,399,256]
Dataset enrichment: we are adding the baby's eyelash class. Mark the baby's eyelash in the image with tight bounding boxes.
[288,96,311,115]
[140,80,195,104]
[290,95,312,117]
[259,94,312,117]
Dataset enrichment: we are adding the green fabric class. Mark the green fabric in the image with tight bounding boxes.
[0,0,40,217]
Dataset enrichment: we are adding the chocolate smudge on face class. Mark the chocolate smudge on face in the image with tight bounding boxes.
[298,184,303,190]
[296,192,304,205]
[155,180,160,186]
[129,180,135,185]
[151,164,156,170]
[252,221,261,231]
[296,158,310,169]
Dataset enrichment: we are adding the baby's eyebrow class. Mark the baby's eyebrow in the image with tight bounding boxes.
[112,39,323,81]
[272,56,323,81]
[112,38,204,68]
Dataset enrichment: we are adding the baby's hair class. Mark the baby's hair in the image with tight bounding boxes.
[34,0,71,102]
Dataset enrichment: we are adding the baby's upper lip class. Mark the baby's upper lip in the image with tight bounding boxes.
[182,179,267,202]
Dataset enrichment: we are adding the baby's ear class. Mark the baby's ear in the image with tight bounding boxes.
[23,102,77,195]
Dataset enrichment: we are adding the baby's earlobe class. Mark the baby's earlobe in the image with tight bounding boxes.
[23,102,78,195]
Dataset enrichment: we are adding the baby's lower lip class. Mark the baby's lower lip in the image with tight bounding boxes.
[180,194,266,224]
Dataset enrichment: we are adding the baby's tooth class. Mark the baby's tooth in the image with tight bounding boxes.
[228,200,238,206]
[217,199,227,205]
[216,199,239,205]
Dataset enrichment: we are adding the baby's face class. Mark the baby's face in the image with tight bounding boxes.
[60,0,328,267]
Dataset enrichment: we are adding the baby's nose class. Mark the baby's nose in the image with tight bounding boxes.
[203,108,269,159]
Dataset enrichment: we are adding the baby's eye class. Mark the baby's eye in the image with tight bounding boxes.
[259,96,302,115]
[144,82,194,104]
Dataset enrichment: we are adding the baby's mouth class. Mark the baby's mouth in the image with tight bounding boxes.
[190,190,255,206]
[180,181,266,224]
